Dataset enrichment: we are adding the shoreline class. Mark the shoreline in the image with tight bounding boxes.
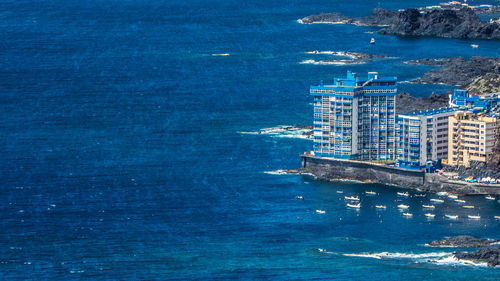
[296,154,500,195]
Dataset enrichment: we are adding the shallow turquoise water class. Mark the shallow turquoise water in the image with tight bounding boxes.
[0,0,499,279]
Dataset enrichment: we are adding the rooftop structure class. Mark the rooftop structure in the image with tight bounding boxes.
[449,89,500,111]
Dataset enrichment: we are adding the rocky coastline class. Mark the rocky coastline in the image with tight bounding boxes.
[427,235,499,248]
[301,7,500,40]
[406,56,500,92]
[427,236,500,267]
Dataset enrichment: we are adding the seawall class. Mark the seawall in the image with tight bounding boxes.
[300,154,500,195]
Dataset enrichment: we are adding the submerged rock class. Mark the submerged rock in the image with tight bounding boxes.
[428,235,499,248]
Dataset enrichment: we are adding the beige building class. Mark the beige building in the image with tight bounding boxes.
[448,111,498,167]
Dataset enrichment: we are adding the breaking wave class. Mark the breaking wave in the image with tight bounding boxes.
[299,59,366,65]
[343,251,489,267]
[239,125,312,140]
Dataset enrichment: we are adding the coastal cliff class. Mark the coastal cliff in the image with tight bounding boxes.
[301,7,500,40]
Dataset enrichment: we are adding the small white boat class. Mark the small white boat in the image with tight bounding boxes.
[463,205,474,209]
[468,215,481,219]
[485,195,495,200]
[316,209,326,214]
[336,190,344,194]
[454,199,466,204]
[397,192,409,197]
[403,212,413,217]
[445,214,458,220]
[347,203,361,208]
[345,196,360,201]
[318,248,327,252]
[471,44,479,48]
[375,205,386,209]
[447,194,458,199]
[398,204,409,209]
[422,205,435,209]
[424,213,435,218]
[436,192,448,197]
[494,216,500,220]
[365,191,377,195]
[370,38,375,44]
[414,194,426,197]
[430,199,444,203]
[295,195,304,200]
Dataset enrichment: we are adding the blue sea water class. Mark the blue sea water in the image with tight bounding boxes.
[1,0,500,279]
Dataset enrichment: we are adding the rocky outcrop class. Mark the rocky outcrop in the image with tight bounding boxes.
[396,91,449,115]
[428,236,499,248]
[466,73,500,95]
[301,7,500,40]
[444,161,500,178]
[406,56,500,90]
[379,8,500,40]
[455,247,500,267]
[300,8,398,26]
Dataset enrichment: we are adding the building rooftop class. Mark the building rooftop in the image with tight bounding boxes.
[402,106,460,117]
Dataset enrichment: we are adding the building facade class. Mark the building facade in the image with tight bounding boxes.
[396,107,459,169]
[311,71,397,161]
[448,111,498,167]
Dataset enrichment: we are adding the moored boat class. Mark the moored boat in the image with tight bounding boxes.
[468,215,480,219]
[463,205,474,209]
[345,196,360,201]
[403,212,413,217]
[347,203,361,208]
[365,191,377,195]
[397,192,409,197]
[375,205,386,209]
[316,209,326,214]
[422,205,435,209]
[424,213,435,218]
[454,199,466,204]
[485,195,495,200]
[445,214,458,220]
[398,204,409,209]
[430,199,444,203]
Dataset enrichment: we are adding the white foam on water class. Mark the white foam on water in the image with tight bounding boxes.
[239,125,312,140]
[211,53,230,56]
[264,170,288,175]
[344,251,450,260]
[305,51,358,59]
[431,255,488,267]
[344,251,493,267]
[299,59,365,65]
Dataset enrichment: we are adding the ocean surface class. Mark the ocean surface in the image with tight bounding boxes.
[1,0,500,279]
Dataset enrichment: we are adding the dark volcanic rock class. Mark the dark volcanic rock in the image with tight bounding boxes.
[455,246,500,267]
[301,7,500,40]
[300,8,398,26]
[396,91,448,115]
[407,56,500,87]
[428,235,498,248]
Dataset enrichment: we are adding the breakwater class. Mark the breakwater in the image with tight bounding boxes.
[300,154,500,195]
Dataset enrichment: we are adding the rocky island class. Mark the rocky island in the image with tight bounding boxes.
[301,7,500,40]
[427,236,500,267]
